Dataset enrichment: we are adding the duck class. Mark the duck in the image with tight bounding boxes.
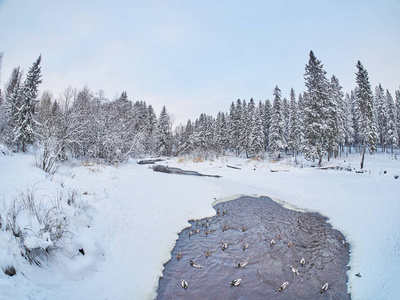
[190,260,203,268]
[194,228,200,234]
[242,243,249,251]
[222,210,227,216]
[205,250,211,258]
[270,239,276,246]
[237,261,249,267]
[176,252,182,261]
[181,279,188,289]
[188,231,193,238]
[205,223,210,228]
[222,226,228,232]
[279,281,289,292]
[277,234,282,240]
[321,283,329,293]
[230,278,242,286]
[300,257,305,267]
[288,265,299,275]
[288,241,293,247]
[222,243,228,251]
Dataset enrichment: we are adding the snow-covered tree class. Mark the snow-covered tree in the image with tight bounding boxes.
[374,84,387,151]
[303,50,330,166]
[156,106,173,156]
[396,89,400,149]
[262,99,272,150]
[0,67,23,146]
[13,55,42,152]
[248,106,265,158]
[355,60,378,169]
[384,90,398,153]
[344,93,355,155]
[287,88,302,159]
[328,75,346,158]
[268,86,286,159]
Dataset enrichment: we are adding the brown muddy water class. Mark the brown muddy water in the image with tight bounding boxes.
[156,196,351,299]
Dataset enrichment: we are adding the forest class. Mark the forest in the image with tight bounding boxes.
[0,51,399,171]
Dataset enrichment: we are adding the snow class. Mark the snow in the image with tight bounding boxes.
[0,151,399,299]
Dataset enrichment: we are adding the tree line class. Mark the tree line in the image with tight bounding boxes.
[0,51,399,169]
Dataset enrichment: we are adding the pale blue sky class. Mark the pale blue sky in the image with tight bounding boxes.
[0,0,399,123]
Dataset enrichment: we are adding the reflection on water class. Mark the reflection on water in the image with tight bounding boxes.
[156,196,350,299]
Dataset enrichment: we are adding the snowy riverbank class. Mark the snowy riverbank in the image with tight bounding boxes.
[0,152,399,299]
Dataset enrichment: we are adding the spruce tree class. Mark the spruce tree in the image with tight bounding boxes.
[344,93,355,155]
[374,84,386,151]
[156,105,173,156]
[384,90,398,153]
[355,60,377,169]
[13,55,42,152]
[303,50,330,166]
[0,67,23,145]
[268,86,286,159]
[287,88,302,160]
[395,89,400,150]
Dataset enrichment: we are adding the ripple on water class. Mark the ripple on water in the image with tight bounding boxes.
[156,196,350,300]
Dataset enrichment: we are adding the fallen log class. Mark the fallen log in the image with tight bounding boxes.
[153,165,221,178]
[226,165,241,170]
[137,159,164,165]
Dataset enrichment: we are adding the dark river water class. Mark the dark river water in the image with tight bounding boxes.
[156,196,350,299]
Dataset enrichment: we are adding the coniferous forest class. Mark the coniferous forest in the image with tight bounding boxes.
[0,51,399,169]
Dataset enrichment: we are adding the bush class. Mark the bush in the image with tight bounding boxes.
[2,187,73,266]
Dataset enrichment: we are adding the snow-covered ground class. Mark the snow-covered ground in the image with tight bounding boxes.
[0,151,399,299]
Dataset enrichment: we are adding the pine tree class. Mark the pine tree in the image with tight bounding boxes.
[262,99,272,150]
[374,84,386,151]
[384,90,398,153]
[303,50,330,166]
[329,75,346,158]
[344,93,355,155]
[0,67,23,145]
[355,60,377,169]
[268,86,286,159]
[395,89,400,150]
[156,105,173,156]
[13,55,42,152]
[287,88,302,160]
[248,107,265,158]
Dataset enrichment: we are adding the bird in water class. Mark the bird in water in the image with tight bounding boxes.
[277,234,282,240]
[188,231,193,238]
[270,239,276,246]
[279,281,289,292]
[176,252,182,261]
[288,265,299,275]
[205,250,211,258]
[181,279,188,289]
[300,257,305,267]
[288,241,293,247]
[321,283,329,293]
[194,228,200,234]
[205,230,211,236]
[237,261,248,267]
[242,243,249,251]
[230,278,242,286]
[222,243,228,251]
[222,210,227,215]
[355,272,362,277]
[190,260,203,268]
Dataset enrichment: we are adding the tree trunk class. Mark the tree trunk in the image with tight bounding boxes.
[318,154,323,167]
[360,146,365,169]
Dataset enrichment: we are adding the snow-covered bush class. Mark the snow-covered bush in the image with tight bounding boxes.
[2,188,71,266]
[0,187,90,267]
